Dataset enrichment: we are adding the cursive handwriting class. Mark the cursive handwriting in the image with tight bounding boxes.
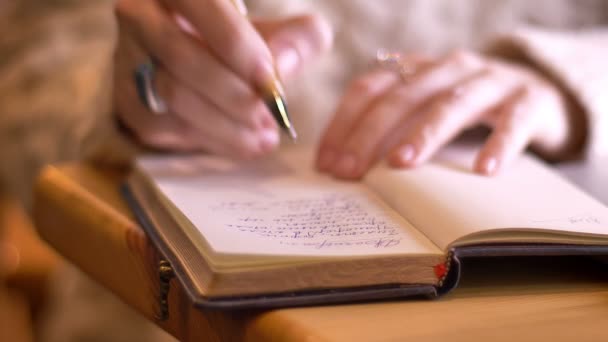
[532,214,602,225]
[289,238,401,249]
[213,192,404,250]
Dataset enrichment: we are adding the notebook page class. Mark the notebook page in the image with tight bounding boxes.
[136,148,440,258]
[365,144,608,251]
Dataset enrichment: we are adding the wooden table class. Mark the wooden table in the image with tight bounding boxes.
[32,162,608,342]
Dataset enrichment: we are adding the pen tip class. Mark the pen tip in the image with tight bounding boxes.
[263,83,298,142]
[287,126,298,141]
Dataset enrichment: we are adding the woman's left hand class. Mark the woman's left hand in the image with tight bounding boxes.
[316,50,585,179]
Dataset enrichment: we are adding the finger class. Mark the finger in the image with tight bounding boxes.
[326,51,485,179]
[168,0,276,87]
[326,83,420,179]
[474,87,538,175]
[389,69,520,168]
[154,68,280,159]
[171,12,333,78]
[317,52,434,174]
[118,4,273,131]
[115,78,196,152]
[112,33,194,151]
[115,51,252,154]
[316,70,400,172]
[318,51,454,174]
[254,14,334,79]
[327,53,489,179]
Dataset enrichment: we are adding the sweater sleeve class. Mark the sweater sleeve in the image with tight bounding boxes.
[486,27,608,159]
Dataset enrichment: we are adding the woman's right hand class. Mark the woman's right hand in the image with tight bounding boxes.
[114,0,332,158]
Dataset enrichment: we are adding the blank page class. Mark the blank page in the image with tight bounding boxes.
[365,145,608,251]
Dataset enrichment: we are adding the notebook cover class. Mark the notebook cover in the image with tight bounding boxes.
[440,244,608,296]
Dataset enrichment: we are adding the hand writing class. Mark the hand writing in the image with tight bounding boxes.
[317,50,586,179]
[114,0,332,158]
[217,193,403,249]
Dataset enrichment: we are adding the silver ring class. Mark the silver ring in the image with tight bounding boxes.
[134,60,168,114]
[375,49,418,82]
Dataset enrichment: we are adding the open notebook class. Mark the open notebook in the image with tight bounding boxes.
[124,145,608,309]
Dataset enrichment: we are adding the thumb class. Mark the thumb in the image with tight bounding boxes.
[254,14,333,80]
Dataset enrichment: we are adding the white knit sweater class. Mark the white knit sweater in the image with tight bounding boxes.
[249,0,608,157]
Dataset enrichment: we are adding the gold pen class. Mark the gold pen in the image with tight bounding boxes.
[229,0,297,141]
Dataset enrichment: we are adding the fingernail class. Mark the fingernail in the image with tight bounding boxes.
[317,149,336,171]
[482,157,498,175]
[276,47,299,77]
[259,129,280,152]
[333,153,357,177]
[396,145,416,165]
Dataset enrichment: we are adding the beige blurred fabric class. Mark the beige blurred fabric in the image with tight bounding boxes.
[0,0,137,209]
